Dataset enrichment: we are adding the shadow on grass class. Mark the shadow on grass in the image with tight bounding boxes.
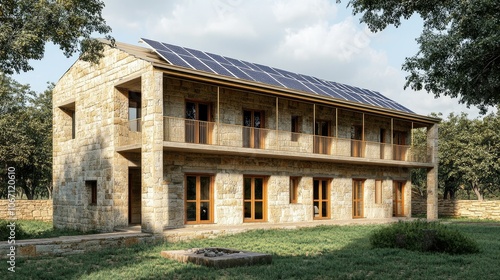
[0,219,98,240]
[14,223,500,280]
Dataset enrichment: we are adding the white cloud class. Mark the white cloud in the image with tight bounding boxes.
[272,0,336,24]
[18,0,487,119]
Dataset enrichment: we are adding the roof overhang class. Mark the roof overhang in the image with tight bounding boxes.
[151,62,440,125]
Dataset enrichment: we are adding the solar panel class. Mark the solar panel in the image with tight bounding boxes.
[156,50,192,69]
[240,68,283,87]
[141,38,414,114]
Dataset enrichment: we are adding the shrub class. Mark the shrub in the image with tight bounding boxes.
[370,220,480,254]
[0,219,28,241]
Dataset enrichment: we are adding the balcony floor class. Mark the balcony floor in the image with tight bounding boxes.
[160,141,434,168]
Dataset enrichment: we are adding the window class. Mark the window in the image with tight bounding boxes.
[291,116,300,142]
[71,110,76,139]
[59,102,76,140]
[313,179,330,219]
[129,91,141,132]
[243,110,264,148]
[185,101,211,144]
[86,180,97,205]
[244,176,267,222]
[314,120,331,154]
[353,179,364,218]
[380,129,386,159]
[351,125,363,157]
[393,131,408,160]
[185,175,213,224]
[290,177,300,204]
[375,180,383,204]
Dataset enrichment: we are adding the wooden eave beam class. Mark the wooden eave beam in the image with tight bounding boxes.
[152,63,440,125]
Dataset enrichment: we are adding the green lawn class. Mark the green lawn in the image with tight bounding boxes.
[14,221,500,279]
[0,220,97,240]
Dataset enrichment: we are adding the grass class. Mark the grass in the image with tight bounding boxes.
[0,220,98,240]
[12,220,500,279]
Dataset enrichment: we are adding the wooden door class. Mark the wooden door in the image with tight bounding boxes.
[243,110,264,148]
[353,180,364,218]
[313,179,330,219]
[393,181,405,216]
[185,101,211,144]
[314,121,330,154]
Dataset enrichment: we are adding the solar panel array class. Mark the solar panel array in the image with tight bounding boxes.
[141,38,413,114]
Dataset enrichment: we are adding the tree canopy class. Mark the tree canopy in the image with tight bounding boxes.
[411,112,500,200]
[0,0,112,74]
[0,74,53,199]
[341,0,500,113]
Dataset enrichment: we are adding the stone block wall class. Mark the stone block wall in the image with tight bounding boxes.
[0,200,53,221]
[412,195,500,220]
[163,152,411,228]
[52,44,152,232]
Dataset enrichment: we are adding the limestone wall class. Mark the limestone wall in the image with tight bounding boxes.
[412,195,500,220]
[52,44,152,232]
[0,200,53,221]
[163,152,411,228]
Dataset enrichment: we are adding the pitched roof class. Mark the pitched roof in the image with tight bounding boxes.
[140,38,413,114]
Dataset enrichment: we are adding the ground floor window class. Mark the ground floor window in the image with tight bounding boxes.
[244,176,267,222]
[352,179,364,218]
[313,179,330,219]
[290,177,300,204]
[185,174,213,224]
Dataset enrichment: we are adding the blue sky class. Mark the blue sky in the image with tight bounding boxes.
[13,0,489,118]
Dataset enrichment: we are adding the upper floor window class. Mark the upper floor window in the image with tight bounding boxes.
[243,110,264,148]
[129,91,141,132]
[291,116,300,142]
[185,101,211,144]
[58,102,76,140]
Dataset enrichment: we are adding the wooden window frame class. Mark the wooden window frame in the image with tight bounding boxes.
[185,100,212,144]
[242,109,265,149]
[290,177,300,204]
[243,176,267,222]
[352,179,365,218]
[313,178,331,219]
[314,120,331,154]
[184,174,214,224]
[393,181,405,217]
[351,125,363,157]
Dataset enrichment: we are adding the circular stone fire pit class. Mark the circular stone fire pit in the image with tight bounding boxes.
[161,247,272,268]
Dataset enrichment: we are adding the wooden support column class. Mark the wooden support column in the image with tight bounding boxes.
[335,108,338,138]
[276,97,279,150]
[362,113,365,141]
[217,87,220,145]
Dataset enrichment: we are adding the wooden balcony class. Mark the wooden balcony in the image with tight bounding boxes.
[162,117,432,166]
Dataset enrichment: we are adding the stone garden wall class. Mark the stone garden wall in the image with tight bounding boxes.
[412,195,500,220]
[0,200,53,221]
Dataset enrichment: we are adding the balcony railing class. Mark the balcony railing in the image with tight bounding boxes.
[129,118,141,132]
[162,117,431,163]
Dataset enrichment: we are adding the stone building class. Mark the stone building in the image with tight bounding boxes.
[53,39,439,233]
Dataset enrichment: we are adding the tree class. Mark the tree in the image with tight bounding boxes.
[0,74,53,199]
[438,113,500,200]
[340,0,500,113]
[0,0,112,74]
